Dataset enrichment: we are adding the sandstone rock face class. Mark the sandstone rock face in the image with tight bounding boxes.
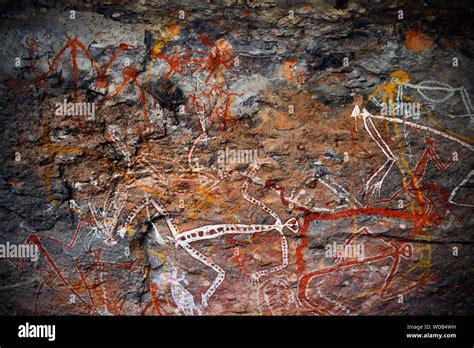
[0,0,473,315]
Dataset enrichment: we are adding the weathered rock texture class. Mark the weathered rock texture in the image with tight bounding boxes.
[0,0,473,315]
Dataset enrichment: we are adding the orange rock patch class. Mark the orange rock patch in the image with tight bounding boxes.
[282,59,305,85]
[405,28,433,52]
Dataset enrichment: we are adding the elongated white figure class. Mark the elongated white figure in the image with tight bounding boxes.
[352,105,398,197]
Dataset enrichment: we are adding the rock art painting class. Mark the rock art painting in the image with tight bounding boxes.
[0,0,473,316]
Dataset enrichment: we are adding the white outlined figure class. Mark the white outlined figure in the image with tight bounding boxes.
[87,191,126,246]
[369,73,473,121]
[366,72,473,204]
[168,266,202,315]
[405,80,473,120]
[449,169,474,207]
[267,174,362,213]
[352,105,474,207]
